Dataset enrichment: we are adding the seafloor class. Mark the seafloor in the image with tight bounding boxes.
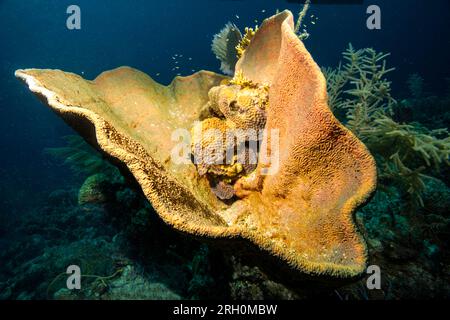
[0,104,449,300]
[1,12,449,299]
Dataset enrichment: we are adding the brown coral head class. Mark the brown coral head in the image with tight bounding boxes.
[16,9,376,282]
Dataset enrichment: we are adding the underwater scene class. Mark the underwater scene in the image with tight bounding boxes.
[0,0,449,303]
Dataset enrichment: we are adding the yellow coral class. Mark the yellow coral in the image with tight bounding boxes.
[208,82,268,130]
[190,117,229,176]
[236,27,258,58]
[229,70,255,88]
[191,78,269,196]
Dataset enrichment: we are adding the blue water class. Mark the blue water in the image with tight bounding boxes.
[0,0,449,216]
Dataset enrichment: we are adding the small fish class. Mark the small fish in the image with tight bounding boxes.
[311,21,316,25]
[254,19,258,23]
[191,69,195,72]
[179,54,183,57]
[188,57,192,60]
[156,73,160,76]
[235,14,239,19]
[261,9,266,13]
[175,61,178,64]
[177,73,181,76]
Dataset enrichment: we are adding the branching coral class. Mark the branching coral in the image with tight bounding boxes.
[44,135,119,178]
[360,117,449,170]
[236,27,257,59]
[325,45,450,207]
[294,0,311,40]
[191,70,269,199]
[360,117,449,207]
[323,44,396,133]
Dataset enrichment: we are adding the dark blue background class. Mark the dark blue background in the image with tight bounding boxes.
[1,0,449,214]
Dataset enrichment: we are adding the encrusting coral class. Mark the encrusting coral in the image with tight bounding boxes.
[191,71,269,199]
[16,10,376,282]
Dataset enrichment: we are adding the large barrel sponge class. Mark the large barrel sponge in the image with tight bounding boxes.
[16,10,376,282]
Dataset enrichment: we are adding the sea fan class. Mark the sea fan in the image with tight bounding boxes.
[211,22,242,75]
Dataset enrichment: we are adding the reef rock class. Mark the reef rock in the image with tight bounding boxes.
[78,173,113,205]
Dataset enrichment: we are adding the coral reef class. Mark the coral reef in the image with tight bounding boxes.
[324,44,449,207]
[232,11,376,279]
[236,27,257,58]
[396,75,450,130]
[294,0,311,40]
[45,135,125,205]
[0,189,202,300]
[311,44,450,299]
[0,139,225,300]
[323,44,396,125]
[78,173,116,205]
[1,122,449,299]
[15,10,376,281]
[4,6,449,301]
[191,71,269,199]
